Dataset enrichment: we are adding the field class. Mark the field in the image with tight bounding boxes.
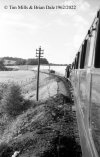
[0,71,36,83]
[0,70,58,101]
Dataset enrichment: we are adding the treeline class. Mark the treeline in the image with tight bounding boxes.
[1,57,49,65]
[0,60,7,71]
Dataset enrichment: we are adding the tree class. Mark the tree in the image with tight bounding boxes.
[16,59,26,65]
[0,60,7,71]
[26,58,49,65]
[1,84,24,118]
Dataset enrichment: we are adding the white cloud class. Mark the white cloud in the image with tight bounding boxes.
[73,14,88,27]
[49,0,77,16]
[0,12,24,21]
[73,34,83,49]
[0,12,50,35]
[63,0,77,5]
[78,1,90,12]
[54,19,68,27]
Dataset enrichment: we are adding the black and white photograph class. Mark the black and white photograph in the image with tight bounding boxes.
[0,0,100,156]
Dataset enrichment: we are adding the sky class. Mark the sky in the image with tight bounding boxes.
[0,0,100,64]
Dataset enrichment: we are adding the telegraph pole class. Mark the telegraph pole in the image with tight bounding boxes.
[36,46,44,101]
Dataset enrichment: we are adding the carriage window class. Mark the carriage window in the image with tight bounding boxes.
[94,19,100,68]
[87,25,97,67]
[84,39,90,67]
[80,40,87,69]
[72,63,75,69]
[74,58,77,69]
[76,52,80,69]
[75,57,77,69]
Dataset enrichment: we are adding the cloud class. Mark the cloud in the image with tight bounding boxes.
[73,14,88,27]
[0,12,23,21]
[49,0,77,16]
[0,12,50,34]
[49,0,91,18]
[73,34,83,49]
[77,0,90,12]
[53,18,68,27]
[63,0,78,6]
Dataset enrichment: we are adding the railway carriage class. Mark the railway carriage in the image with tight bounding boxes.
[69,10,100,157]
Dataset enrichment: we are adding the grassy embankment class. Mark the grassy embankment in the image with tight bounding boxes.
[0,94,81,157]
[0,71,82,157]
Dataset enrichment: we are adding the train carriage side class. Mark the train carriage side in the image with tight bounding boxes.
[71,10,100,157]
